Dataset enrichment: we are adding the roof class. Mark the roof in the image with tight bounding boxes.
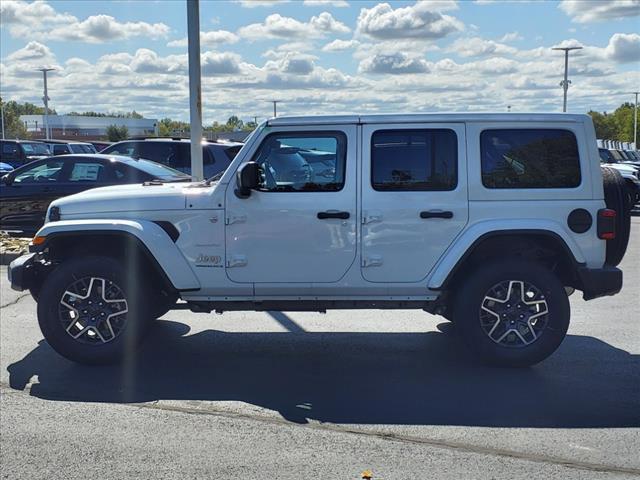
[267,113,590,126]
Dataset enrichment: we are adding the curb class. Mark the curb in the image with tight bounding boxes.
[0,252,25,266]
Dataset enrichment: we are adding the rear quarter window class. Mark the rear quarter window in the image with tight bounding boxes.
[480,129,581,189]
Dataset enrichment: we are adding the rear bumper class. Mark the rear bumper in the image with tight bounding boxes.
[7,253,36,292]
[577,265,622,300]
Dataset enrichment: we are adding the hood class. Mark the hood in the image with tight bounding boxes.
[52,182,190,217]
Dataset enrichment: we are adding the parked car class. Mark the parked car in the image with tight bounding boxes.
[0,154,190,234]
[0,140,51,168]
[598,149,640,206]
[0,162,13,174]
[101,138,243,178]
[90,141,113,152]
[8,113,630,368]
[46,140,98,155]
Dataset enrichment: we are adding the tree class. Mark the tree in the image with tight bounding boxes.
[106,124,129,142]
[588,102,638,143]
[0,97,29,139]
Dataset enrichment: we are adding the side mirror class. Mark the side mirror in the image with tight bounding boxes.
[235,162,260,198]
[1,174,12,186]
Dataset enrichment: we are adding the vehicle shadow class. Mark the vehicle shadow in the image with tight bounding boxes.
[7,316,640,428]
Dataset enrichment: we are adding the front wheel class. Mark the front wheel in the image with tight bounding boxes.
[37,256,152,365]
[453,259,570,367]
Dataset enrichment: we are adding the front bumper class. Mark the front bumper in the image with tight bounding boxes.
[577,265,622,300]
[7,253,36,292]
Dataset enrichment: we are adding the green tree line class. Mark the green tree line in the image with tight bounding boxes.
[588,103,638,144]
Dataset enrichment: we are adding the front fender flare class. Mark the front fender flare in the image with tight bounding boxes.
[35,219,200,291]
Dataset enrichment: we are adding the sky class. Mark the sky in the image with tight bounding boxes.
[0,0,639,124]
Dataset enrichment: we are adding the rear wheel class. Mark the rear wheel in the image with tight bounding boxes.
[37,256,152,365]
[453,259,570,367]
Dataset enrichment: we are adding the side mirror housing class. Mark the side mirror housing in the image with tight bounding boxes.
[1,174,12,186]
[235,162,260,198]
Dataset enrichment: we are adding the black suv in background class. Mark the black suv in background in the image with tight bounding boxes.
[0,140,51,168]
[101,138,243,178]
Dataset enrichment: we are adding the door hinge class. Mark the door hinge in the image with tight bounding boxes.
[226,255,247,268]
[225,214,247,225]
[362,212,382,225]
[362,255,383,267]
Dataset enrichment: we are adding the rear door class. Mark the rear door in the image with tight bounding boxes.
[361,123,468,282]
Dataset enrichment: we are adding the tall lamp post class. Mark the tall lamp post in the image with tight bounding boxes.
[631,91,639,149]
[271,100,279,118]
[551,46,582,113]
[38,68,55,139]
[186,0,203,181]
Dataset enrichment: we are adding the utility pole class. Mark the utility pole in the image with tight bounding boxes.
[0,100,5,140]
[254,116,258,125]
[38,68,54,139]
[631,91,639,149]
[186,0,204,181]
[271,100,279,118]
[551,46,582,113]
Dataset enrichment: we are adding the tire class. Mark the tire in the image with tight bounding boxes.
[37,256,152,365]
[601,167,631,266]
[453,259,570,368]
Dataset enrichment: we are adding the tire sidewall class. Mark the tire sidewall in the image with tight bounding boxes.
[455,260,570,367]
[37,256,151,365]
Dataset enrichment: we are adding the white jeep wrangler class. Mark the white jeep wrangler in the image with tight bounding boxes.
[8,113,630,367]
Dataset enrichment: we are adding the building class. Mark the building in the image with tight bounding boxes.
[20,115,158,140]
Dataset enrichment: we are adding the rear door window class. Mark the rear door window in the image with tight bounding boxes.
[68,161,113,183]
[371,129,458,191]
[140,142,180,168]
[480,129,581,189]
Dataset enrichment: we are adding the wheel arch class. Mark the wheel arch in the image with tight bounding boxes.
[32,220,200,292]
[430,229,584,293]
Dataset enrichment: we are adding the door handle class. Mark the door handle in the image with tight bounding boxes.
[420,210,454,219]
[317,211,350,220]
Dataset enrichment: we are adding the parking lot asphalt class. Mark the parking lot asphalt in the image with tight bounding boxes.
[1,219,639,479]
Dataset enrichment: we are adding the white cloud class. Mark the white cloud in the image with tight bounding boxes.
[167,30,239,48]
[1,1,170,43]
[201,52,243,75]
[448,37,516,57]
[322,39,360,52]
[500,31,522,42]
[558,0,640,23]
[303,0,349,6]
[357,1,463,40]
[359,52,430,74]
[237,0,291,7]
[239,12,349,40]
[604,33,640,63]
[6,40,54,61]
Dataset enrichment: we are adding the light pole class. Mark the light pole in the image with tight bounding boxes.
[631,91,639,149]
[38,67,55,139]
[271,100,279,118]
[0,100,5,140]
[551,46,582,112]
[186,0,203,181]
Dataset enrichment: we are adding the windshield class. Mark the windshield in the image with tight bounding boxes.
[131,158,190,181]
[21,143,51,155]
[70,144,98,154]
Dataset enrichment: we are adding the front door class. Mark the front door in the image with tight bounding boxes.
[361,123,468,283]
[225,126,357,284]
